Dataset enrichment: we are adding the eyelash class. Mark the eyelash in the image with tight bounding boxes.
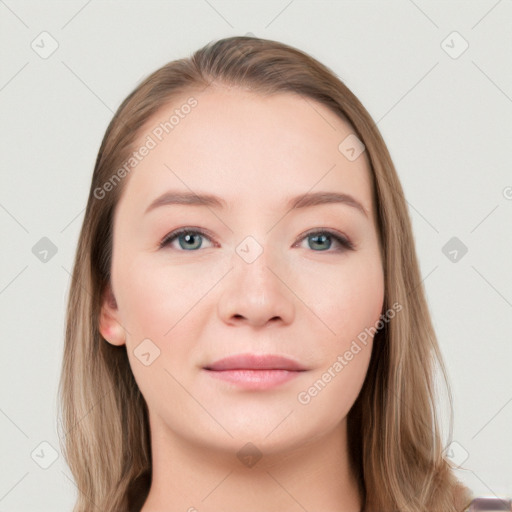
[159,227,355,252]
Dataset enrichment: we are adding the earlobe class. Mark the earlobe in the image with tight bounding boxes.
[99,283,126,346]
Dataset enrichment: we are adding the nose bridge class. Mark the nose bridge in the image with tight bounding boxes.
[233,233,280,297]
[235,234,267,270]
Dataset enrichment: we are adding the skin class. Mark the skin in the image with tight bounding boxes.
[99,85,385,512]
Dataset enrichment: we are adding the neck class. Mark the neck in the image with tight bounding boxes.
[140,417,363,512]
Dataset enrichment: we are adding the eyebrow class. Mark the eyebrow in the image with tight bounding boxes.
[144,190,369,218]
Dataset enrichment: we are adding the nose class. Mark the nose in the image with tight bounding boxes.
[217,243,296,328]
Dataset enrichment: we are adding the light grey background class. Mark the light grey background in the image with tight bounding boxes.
[1,1,511,510]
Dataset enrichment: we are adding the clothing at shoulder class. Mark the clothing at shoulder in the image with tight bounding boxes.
[466,496,511,511]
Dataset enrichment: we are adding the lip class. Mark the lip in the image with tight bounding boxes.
[202,353,307,390]
[203,353,307,371]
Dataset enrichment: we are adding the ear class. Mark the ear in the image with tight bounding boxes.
[99,282,126,346]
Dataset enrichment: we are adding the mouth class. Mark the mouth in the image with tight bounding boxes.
[202,353,307,390]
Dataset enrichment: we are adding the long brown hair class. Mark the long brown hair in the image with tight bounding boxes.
[58,35,474,511]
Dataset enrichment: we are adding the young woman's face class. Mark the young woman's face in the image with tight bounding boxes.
[101,86,384,457]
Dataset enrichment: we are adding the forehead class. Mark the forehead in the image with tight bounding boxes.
[117,86,374,217]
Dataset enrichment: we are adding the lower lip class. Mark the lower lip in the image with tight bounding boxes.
[203,369,303,390]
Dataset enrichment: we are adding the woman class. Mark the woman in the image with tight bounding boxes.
[59,35,480,511]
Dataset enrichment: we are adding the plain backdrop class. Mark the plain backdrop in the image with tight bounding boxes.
[0,1,511,510]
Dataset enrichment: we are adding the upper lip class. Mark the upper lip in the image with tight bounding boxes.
[203,353,307,371]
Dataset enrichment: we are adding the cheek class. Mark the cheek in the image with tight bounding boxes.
[295,253,385,343]
[114,254,225,394]
[116,254,214,338]
[116,247,384,355]
[114,256,211,401]
[294,258,383,418]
